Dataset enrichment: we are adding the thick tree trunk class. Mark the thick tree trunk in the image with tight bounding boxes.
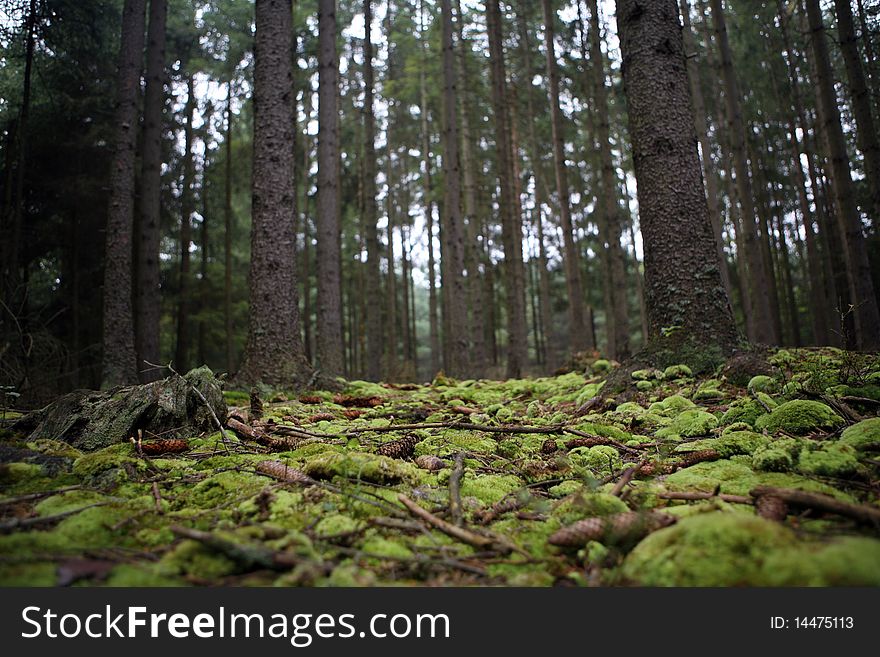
[236,0,313,386]
[198,137,209,366]
[487,0,529,377]
[175,74,196,373]
[615,0,740,362]
[101,0,146,388]
[587,0,629,360]
[710,0,777,346]
[805,0,880,350]
[301,89,314,363]
[315,0,344,377]
[542,0,588,355]
[224,80,234,373]
[439,0,470,377]
[136,0,166,382]
[834,0,880,232]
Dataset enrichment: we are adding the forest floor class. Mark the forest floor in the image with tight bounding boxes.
[1,348,880,587]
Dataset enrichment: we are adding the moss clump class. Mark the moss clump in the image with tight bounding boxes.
[755,400,844,435]
[631,369,662,381]
[303,451,420,485]
[662,364,693,380]
[0,462,44,487]
[569,445,621,475]
[720,394,777,428]
[839,418,880,451]
[0,563,57,586]
[664,460,758,496]
[158,539,239,579]
[548,481,582,498]
[693,379,724,401]
[314,514,360,538]
[361,536,413,560]
[762,537,880,586]
[413,431,496,457]
[573,422,631,442]
[655,410,718,440]
[591,359,612,374]
[747,375,778,394]
[797,443,860,478]
[460,474,522,505]
[647,394,697,417]
[752,447,794,472]
[72,444,145,488]
[621,512,798,586]
[676,431,768,458]
[186,471,266,509]
[552,490,629,524]
[721,422,753,435]
[34,490,109,516]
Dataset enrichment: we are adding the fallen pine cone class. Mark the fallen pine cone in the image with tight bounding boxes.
[755,494,789,522]
[255,460,315,486]
[564,436,608,450]
[333,394,384,408]
[450,405,480,415]
[637,461,677,476]
[414,455,445,471]
[375,434,420,459]
[140,439,189,455]
[548,511,676,548]
[299,395,324,404]
[308,413,336,423]
[541,439,559,455]
[342,409,363,420]
[673,449,722,469]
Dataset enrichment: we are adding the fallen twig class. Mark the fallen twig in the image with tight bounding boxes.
[611,464,640,497]
[0,485,82,507]
[398,494,513,553]
[151,482,164,514]
[0,503,110,534]
[749,485,880,526]
[170,525,309,571]
[449,453,465,527]
[658,490,752,504]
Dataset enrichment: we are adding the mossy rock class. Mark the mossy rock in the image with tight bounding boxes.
[839,418,880,451]
[552,490,629,525]
[655,410,718,440]
[662,364,693,380]
[754,400,844,435]
[797,443,860,478]
[747,375,778,394]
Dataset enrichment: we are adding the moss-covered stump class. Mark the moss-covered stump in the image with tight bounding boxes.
[1,348,878,587]
[12,367,226,451]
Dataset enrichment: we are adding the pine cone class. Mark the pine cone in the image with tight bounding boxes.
[755,494,788,522]
[333,394,384,408]
[548,511,676,547]
[375,434,420,458]
[415,455,445,471]
[249,388,264,420]
[565,436,607,450]
[674,449,722,468]
[140,439,189,455]
[342,409,363,420]
[638,461,676,476]
[541,439,559,455]
[263,435,309,451]
[255,460,315,486]
[476,496,524,524]
[308,413,336,423]
[299,395,324,405]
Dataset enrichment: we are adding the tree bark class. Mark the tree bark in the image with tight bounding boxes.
[710,0,777,346]
[615,0,740,361]
[175,73,196,373]
[805,0,880,350]
[236,0,313,386]
[224,80,235,373]
[101,0,146,388]
[542,0,588,356]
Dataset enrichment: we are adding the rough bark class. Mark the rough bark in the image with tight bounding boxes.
[314,0,344,377]
[615,0,740,363]
[236,0,313,387]
[542,0,588,355]
[710,0,777,346]
[805,0,880,350]
[224,80,234,373]
[101,0,146,388]
[175,74,196,373]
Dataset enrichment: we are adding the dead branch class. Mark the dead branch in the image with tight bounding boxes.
[150,482,163,514]
[0,485,82,507]
[170,525,309,571]
[749,485,880,526]
[0,503,110,534]
[658,490,752,504]
[449,452,465,527]
[398,494,512,553]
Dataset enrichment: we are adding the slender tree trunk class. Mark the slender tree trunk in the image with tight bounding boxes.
[101,0,146,387]
[198,141,209,366]
[541,0,588,355]
[175,73,195,372]
[805,0,880,349]
[710,0,777,345]
[314,0,344,376]
[586,0,629,360]
[855,0,879,119]
[236,0,313,386]
[834,0,880,231]
[224,80,235,373]
[615,0,740,360]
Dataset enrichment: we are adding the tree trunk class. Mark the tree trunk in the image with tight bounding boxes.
[236,0,313,386]
[198,132,209,366]
[586,0,629,360]
[300,87,314,363]
[175,73,195,373]
[101,0,146,388]
[805,0,880,350]
[224,80,235,373]
[709,0,777,346]
[834,0,880,232]
[315,0,344,377]
[541,0,588,356]
[615,0,740,362]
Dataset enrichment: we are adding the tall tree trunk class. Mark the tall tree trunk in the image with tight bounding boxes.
[315,0,344,377]
[136,0,166,381]
[541,0,588,355]
[101,0,146,387]
[224,80,235,373]
[834,0,880,231]
[586,0,629,360]
[805,0,880,350]
[615,0,739,360]
[487,0,528,377]
[438,0,470,377]
[236,0,313,386]
[855,0,879,119]
[198,141,209,366]
[455,0,487,376]
[386,139,399,378]
[175,73,195,372]
[679,0,731,300]
[709,0,777,345]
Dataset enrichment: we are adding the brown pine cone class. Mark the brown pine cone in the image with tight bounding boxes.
[755,495,789,522]
[308,413,336,423]
[548,511,676,547]
[414,455,445,471]
[541,439,559,455]
[674,449,722,468]
[255,460,315,486]
[299,395,324,404]
[564,436,607,450]
[375,434,420,459]
[342,409,363,420]
[637,461,676,476]
[333,394,384,408]
[140,439,189,455]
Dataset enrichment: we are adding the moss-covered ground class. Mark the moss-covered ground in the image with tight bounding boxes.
[1,348,879,587]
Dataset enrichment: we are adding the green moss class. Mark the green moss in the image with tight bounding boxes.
[158,539,239,579]
[52,505,130,549]
[460,473,521,505]
[752,447,794,472]
[34,490,109,516]
[573,422,631,442]
[636,380,654,391]
[315,514,360,537]
[569,445,621,475]
[324,562,379,587]
[693,379,724,401]
[303,451,421,485]
[721,422,753,435]
[631,369,662,381]
[360,536,413,560]
[105,564,186,586]
[548,481,582,498]
[664,460,758,496]
[655,410,718,440]
[0,462,44,487]
[720,394,777,428]
[662,364,693,380]
[186,471,266,509]
[552,490,629,524]
[592,359,612,374]
[0,562,57,586]
[222,390,250,406]
[755,400,844,435]
[840,418,880,450]
[26,439,83,460]
[747,375,778,394]
[797,443,860,477]
[762,537,880,586]
[676,431,768,458]
[647,394,697,417]
[72,444,146,488]
[621,512,798,586]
